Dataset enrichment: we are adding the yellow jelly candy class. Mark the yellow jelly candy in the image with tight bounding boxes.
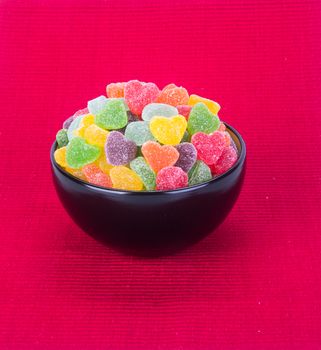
[110,166,143,191]
[65,167,87,180]
[84,124,108,148]
[149,115,187,145]
[54,146,67,167]
[188,94,220,115]
[96,154,114,174]
[73,114,95,137]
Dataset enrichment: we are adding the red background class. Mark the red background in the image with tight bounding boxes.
[1,0,321,348]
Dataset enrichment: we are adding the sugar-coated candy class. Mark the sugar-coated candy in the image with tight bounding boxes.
[188,160,212,186]
[150,115,187,145]
[95,99,128,130]
[188,94,220,115]
[157,84,189,106]
[82,164,112,187]
[84,124,108,148]
[74,114,95,137]
[175,142,197,173]
[124,80,160,116]
[181,130,191,143]
[96,154,114,174]
[210,146,238,175]
[125,121,155,146]
[65,167,87,180]
[73,107,89,118]
[156,166,188,191]
[177,105,192,119]
[187,103,220,135]
[141,141,179,173]
[141,103,178,122]
[191,131,226,165]
[130,157,156,190]
[105,131,137,166]
[218,122,226,132]
[110,166,143,191]
[87,96,108,116]
[106,82,125,98]
[54,146,67,167]
[223,131,231,146]
[66,137,101,169]
[67,115,84,141]
[63,116,75,130]
[56,129,68,148]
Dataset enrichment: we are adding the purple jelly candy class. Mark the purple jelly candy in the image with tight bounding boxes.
[175,142,197,172]
[105,131,137,166]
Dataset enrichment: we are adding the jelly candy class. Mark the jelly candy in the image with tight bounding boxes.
[157,83,189,106]
[66,137,101,169]
[150,115,187,145]
[56,129,68,148]
[106,82,125,98]
[188,160,212,186]
[210,146,238,175]
[175,142,197,172]
[87,95,108,116]
[73,114,95,137]
[125,121,155,146]
[156,166,188,191]
[223,131,231,146]
[130,157,156,190]
[65,167,86,181]
[124,80,160,116]
[191,131,226,165]
[95,99,128,130]
[141,141,179,173]
[96,154,114,174]
[82,163,112,187]
[141,103,178,122]
[73,107,89,118]
[188,94,220,115]
[67,115,84,141]
[63,115,75,130]
[177,105,192,119]
[218,122,226,132]
[84,124,108,148]
[187,103,220,135]
[54,146,67,167]
[105,131,137,166]
[181,130,191,143]
[110,166,143,191]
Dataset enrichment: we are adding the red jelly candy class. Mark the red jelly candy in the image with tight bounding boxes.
[191,131,226,165]
[82,164,112,188]
[106,82,125,98]
[177,105,192,120]
[218,122,226,132]
[157,83,189,107]
[156,166,188,191]
[209,146,238,175]
[124,80,160,116]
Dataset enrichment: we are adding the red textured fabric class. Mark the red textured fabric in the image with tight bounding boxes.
[1,1,321,348]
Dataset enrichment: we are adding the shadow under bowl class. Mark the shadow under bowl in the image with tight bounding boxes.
[50,124,246,257]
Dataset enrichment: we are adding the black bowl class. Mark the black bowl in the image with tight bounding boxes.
[51,124,246,256]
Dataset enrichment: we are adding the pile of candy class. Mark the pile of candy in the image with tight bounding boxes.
[54,80,238,191]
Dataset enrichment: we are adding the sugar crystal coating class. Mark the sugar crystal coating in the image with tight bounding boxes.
[82,163,112,187]
[157,84,189,106]
[54,146,67,167]
[130,157,156,190]
[210,146,238,175]
[87,96,108,116]
[95,99,128,130]
[125,121,155,146]
[156,166,188,191]
[177,105,192,119]
[110,166,143,191]
[142,103,178,122]
[124,80,160,116]
[105,131,137,166]
[175,142,197,172]
[56,129,68,148]
[188,160,212,186]
[187,102,220,135]
[67,115,85,141]
[106,82,125,98]
[188,94,220,115]
[84,124,108,148]
[66,137,101,169]
[150,115,187,145]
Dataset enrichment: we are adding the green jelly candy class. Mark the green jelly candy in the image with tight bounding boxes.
[125,121,155,146]
[130,157,156,190]
[95,99,128,130]
[187,102,220,135]
[188,160,212,186]
[66,137,101,169]
[181,130,191,143]
[56,129,69,148]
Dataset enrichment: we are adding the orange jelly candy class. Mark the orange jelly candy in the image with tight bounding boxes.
[82,163,112,188]
[106,82,125,98]
[157,83,189,107]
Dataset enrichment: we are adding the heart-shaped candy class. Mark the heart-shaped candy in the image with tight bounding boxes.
[191,131,226,165]
[105,131,137,166]
[150,115,187,145]
[110,166,143,191]
[124,121,155,146]
[188,94,221,115]
[66,137,101,169]
[188,160,212,186]
[156,166,188,191]
[142,103,178,122]
[141,141,179,173]
[157,83,189,106]
[175,142,197,172]
[187,102,220,135]
[95,99,128,130]
[124,80,160,116]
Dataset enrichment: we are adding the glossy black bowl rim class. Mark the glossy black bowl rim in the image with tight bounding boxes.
[50,123,246,195]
